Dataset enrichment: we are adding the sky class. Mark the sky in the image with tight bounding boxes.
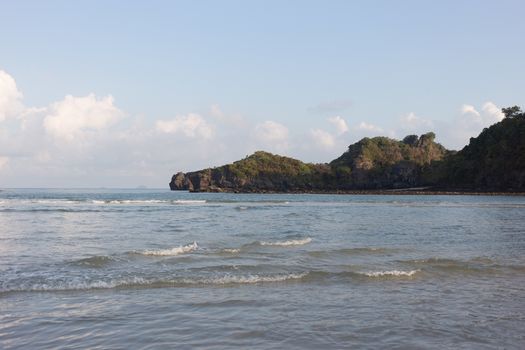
[1,0,524,188]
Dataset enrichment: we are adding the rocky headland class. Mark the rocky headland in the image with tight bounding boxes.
[170,107,525,193]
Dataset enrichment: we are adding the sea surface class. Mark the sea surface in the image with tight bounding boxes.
[1,189,524,349]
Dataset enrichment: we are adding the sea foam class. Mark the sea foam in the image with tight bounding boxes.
[363,270,419,277]
[141,242,198,256]
[259,237,312,247]
[222,248,241,254]
[172,200,207,204]
[0,273,308,293]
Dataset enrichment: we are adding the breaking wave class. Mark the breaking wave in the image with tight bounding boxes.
[361,270,419,277]
[1,273,308,293]
[259,238,312,247]
[172,200,207,204]
[221,248,241,254]
[139,242,199,256]
[90,199,206,205]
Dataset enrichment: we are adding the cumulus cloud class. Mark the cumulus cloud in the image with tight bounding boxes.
[43,94,124,141]
[399,112,434,132]
[355,121,383,133]
[254,120,288,143]
[481,102,504,123]
[461,104,480,118]
[310,128,335,149]
[252,120,289,153]
[460,102,504,124]
[209,104,244,125]
[156,113,214,139]
[0,70,24,121]
[328,116,349,135]
[429,101,505,150]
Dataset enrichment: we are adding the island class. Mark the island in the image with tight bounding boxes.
[170,106,525,193]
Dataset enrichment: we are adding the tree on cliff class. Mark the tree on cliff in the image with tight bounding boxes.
[502,106,523,118]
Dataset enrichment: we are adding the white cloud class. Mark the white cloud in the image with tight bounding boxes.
[0,70,24,121]
[460,104,481,118]
[481,101,504,123]
[440,101,506,150]
[459,102,503,125]
[209,104,244,125]
[254,120,288,142]
[43,94,123,141]
[399,112,433,131]
[156,113,214,139]
[355,121,383,133]
[459,101,504,126]
[328,116,349,135]
[252,120,289,153]
[310,128,335,148]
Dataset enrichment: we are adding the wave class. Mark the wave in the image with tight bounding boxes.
[1,273,308,293]
[92,199,167,204]
[89,199,206,205]
[399,257,502,276]
[221,248,241,254]
[361,270,419,277]
[0,208,108,213]
[172,200,207,204]
[259,238,312,247]
[138,242,198,256]
[307,247,394,258]
[70,255,117,268]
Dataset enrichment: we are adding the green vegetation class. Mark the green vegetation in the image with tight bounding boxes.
[329,132,448,189]
[170,106,525,192]
[439,106,525,190]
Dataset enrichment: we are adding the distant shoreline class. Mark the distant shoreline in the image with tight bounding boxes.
[174,188,525,196]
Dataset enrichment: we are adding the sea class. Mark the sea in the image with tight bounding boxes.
[0,189,524,349]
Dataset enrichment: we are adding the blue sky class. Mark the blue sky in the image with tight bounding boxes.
[1,1,524,187]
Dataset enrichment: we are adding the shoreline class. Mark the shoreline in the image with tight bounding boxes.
[174,188,525,196]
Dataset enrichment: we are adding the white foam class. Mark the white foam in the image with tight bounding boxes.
[222,248,241,254]
[34,200,79,204]
[92,199,168,205]
[0,273,308,293]
[363,270,419,277]
[188,272,308,285]
[140,242,198,256]
[1,276,148,293]
[172,200,207,204]
[260,237,312,247]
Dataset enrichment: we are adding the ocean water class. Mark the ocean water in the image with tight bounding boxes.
[1,189,524,349]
